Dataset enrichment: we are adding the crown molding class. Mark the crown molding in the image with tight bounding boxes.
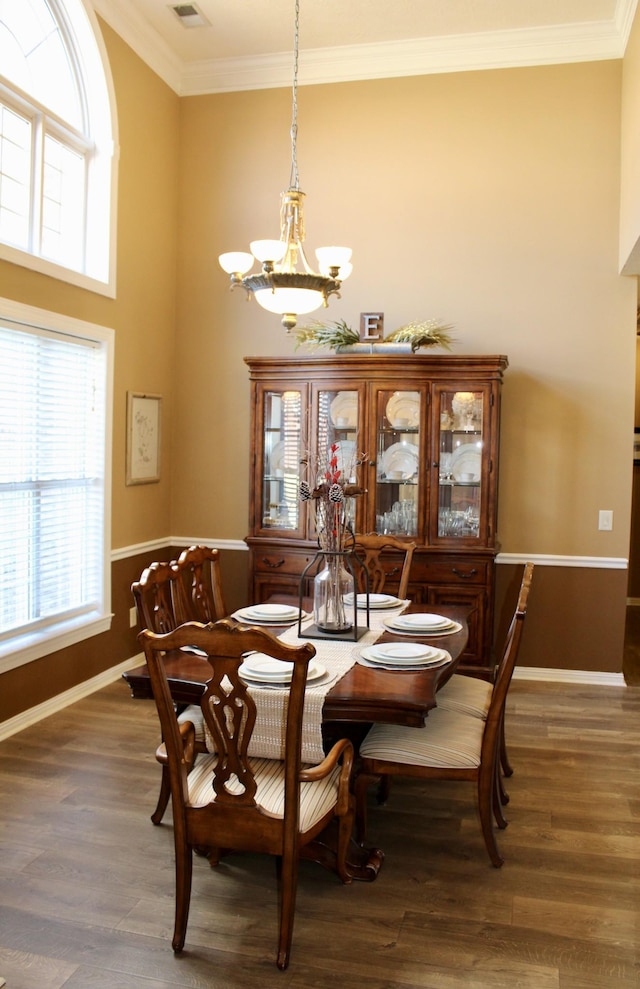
[87,0,638,96]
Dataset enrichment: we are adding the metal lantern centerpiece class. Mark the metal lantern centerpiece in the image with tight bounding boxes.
[218,0,352,332]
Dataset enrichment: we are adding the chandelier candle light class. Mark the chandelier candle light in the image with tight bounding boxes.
[218,0,352,332]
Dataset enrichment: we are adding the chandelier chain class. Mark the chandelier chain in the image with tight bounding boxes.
[289,0,300,190]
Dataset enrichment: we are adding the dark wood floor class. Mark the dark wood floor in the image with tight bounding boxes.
[1,676,639,988]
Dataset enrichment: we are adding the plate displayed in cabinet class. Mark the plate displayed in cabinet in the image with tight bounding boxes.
[386,391,420,428]
[269,439,301,477]
[450,443,481,481]
[380,441,419,479]
[330,392,358,428]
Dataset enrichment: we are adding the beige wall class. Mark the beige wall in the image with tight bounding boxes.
[174,63,636,559]
[621,9,640,272]
[2,19,640,722]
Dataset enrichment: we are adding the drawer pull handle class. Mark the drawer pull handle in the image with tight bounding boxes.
[452,567,478,579]
[262,557,285,569]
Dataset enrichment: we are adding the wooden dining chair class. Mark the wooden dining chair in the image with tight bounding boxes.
[131,559,181,636]
[351,533,417,600]
[435,563,534,796]
[140,619,355,970]
[354,562,533,867]
[173,545,228,624]
[132,547,228,825]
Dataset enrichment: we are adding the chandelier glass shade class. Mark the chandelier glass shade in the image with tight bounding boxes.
[218,0,351,332]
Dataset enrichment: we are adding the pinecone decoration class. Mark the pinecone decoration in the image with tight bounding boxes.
[328,483,344,504]
[299,480,312,501]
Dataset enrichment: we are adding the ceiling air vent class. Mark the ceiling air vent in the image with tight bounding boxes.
[170,4,209,28]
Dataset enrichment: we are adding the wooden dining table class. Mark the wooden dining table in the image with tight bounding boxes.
[122,600,469,881]
[122,601,470,730]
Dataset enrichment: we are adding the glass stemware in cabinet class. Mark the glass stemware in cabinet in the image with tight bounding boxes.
[374,389,421,536]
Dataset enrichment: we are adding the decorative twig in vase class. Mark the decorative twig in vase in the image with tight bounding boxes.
[299,442,366,632]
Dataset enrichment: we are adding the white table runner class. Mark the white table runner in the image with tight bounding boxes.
[243,602,409,763]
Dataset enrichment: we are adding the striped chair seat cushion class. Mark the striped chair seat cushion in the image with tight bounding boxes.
[177,704,206,744]
[186,754,343,832]
[360,707,485,769]
[435,674,492,720]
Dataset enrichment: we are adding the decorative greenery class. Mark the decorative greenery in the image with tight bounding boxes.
[294,319,360,351]
[294,317,454,353]
[384,319,454,352]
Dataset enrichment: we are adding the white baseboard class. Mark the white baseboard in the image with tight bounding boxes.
[0,653,145,743]
[513,666,626,686]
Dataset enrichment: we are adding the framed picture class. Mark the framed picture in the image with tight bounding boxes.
[126,392,162,484]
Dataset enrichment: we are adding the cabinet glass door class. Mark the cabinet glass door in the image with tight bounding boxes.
[313,388,362,537]
[436,388,484,540]
[260,389,302,533]
[373,388,421,536]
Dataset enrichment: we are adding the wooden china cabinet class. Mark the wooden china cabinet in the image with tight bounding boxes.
[244,353,508,672]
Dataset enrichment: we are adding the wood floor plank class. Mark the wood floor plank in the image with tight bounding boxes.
[0,679,638,988]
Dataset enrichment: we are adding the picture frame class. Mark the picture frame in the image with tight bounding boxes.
[126,392,162,485]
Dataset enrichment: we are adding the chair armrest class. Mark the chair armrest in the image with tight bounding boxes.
[155,720,197,773]
[300,738,354,814]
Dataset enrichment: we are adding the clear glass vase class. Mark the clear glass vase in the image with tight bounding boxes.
[313,553,354,633]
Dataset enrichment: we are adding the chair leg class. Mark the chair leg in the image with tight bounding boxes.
[478,771,504,868]
[500,716,513,778]
[151,764,171,825]
[172,838,193,952]
[354,771,378,844]
[335,799,355,885]
[276,850,299,970]
[492,759,508,830]
[378,775,392,804]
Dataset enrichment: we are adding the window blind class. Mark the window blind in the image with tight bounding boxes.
[0,319,106,643]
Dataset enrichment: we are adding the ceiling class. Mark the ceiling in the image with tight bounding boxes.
[88,0,638,95]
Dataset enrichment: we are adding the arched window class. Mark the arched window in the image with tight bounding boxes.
[0,0,117,295]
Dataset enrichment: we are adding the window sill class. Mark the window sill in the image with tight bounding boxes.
[0,612,113,675]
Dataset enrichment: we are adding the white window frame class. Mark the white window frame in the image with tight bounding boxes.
[0,0,118,296]
[0,295,114,675]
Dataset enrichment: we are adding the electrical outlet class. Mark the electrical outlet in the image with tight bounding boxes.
[598,510,613,531]
[129,605,137,628]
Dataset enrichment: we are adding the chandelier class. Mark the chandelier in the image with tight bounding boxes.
[218,0,352,332]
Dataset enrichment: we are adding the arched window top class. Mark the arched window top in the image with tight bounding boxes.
[0,0,83,128]
[0,0,117,295]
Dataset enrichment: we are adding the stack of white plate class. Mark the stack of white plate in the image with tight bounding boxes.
[360,642,448,669]
[239,654,326,684]
[343,592,402,610]
[382,613,461,636]
[234,603,301,624]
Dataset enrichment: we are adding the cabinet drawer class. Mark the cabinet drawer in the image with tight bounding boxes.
[412,558,490,585]
[253,550,316,577]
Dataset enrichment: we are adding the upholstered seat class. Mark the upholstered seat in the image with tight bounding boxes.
[436,674,492,719]
[361,707,485,770]
[186,753,343,826]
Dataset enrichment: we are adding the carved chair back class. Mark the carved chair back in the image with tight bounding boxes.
[352,533,416,600]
